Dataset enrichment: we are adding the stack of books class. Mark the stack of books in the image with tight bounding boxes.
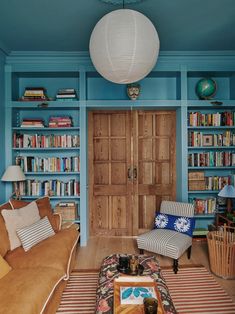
[20,118,44,128]
[56,88,77,100]
[21,87,48,101]
[48,116,73,128]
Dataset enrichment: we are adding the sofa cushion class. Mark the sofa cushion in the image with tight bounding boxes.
[0,255,12,279]
[0,202,12,256]
[5,226,79,278]
[17,216,55,251]
[0,267,65,314]
[10,196,59,232]
[2,201,40,250]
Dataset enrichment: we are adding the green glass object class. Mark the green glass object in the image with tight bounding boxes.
[195,78,217,100]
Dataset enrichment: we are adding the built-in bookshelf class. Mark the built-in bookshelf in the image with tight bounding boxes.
[3,53,235,244]
[7,71,81,232]
[12,105,81,215]
[187,107,235,235]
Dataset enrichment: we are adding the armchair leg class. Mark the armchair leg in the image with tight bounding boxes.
[187,246,192,259]
[173,259,178,274]
[139,249,144,254]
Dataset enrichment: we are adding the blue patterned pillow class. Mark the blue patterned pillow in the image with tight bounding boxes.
[154,213,195,237]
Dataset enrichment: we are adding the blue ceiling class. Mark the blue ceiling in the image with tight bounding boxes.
[0,0,235,54]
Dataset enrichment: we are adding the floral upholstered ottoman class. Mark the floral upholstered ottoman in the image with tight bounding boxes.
[95,254,176,314]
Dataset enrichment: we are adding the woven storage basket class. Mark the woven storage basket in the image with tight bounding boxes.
[54,204,78,221]
[207,225,235,279]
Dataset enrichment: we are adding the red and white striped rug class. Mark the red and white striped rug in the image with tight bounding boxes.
[56,271,99,314]
[162,266,235,314]
[56,267,235,314]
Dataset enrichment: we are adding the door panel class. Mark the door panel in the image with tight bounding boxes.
[89,111,132,236]
[89,110,176,236]
[133,111,176,235]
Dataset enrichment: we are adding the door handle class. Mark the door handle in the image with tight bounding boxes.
[133,166,137,180]
[127,167,132,180]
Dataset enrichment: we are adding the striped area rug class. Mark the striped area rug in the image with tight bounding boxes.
[162,266,235,314]
[56,271,99,314]
[57,267,235,314]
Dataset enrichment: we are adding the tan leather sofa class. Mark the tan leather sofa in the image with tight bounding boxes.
[0,196,79,314]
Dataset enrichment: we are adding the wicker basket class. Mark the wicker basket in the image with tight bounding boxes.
[188,180,206,191]
[54,203,78,222]
[207,225,235,279]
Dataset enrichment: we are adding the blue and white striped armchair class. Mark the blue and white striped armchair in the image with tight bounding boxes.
[137,200,195,273]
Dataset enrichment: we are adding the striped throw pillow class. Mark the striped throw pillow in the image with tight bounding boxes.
[17,216,55,252]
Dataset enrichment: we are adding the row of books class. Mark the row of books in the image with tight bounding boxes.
[188,151,235,167]
[16,156,80,173]
[188,131,235,147]
[13,133,80,148]
[188,111,235,127]
[48,116,73,128]
[205,175,235,190]
[190,197,217,214]
[18,179,80,197]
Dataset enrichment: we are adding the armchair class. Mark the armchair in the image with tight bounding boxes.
[137,200,195,273]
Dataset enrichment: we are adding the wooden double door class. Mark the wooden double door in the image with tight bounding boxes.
[88,110,176,236]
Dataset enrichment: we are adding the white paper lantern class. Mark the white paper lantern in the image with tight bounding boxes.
[89,9,160,84]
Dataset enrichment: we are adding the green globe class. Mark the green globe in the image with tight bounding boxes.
[195,78,217,100]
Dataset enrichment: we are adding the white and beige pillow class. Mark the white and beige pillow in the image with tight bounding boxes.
[1,201,40,250]
[17,216,55,252]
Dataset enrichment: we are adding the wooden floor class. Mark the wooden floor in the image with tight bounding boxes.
[75,236,235,302]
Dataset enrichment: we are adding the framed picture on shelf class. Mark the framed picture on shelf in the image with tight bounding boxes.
[203,134,213,146]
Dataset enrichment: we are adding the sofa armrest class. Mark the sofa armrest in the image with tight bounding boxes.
[61,222,80,231]
[52,213,62,232]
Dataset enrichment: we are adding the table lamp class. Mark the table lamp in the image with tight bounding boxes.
[1,165,26,199]
[218,184,235,213]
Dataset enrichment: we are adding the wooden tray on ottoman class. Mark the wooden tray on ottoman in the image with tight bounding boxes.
[113,276,164,314]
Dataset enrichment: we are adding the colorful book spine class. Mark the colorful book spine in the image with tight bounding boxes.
[188,111,235,127]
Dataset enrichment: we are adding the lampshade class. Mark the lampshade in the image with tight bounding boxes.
[89,9,160,84]
[1,165,26,182]
[218,185,235,198]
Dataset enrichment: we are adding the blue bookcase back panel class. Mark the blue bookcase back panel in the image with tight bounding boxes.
[12,108,80,128]
[12,72,79,101]
[187,71,235,100]
[87,71,181,100]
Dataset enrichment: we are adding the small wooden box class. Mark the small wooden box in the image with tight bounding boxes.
[188,180,206,191]
[188,171,205,181]
[54,203,78,221]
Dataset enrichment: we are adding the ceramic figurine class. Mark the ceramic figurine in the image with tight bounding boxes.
[127,83,140,100]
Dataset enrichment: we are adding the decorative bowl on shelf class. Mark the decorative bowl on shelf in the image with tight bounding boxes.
[195,78,217,100]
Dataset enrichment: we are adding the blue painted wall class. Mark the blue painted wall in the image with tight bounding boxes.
[0,50,6,203]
